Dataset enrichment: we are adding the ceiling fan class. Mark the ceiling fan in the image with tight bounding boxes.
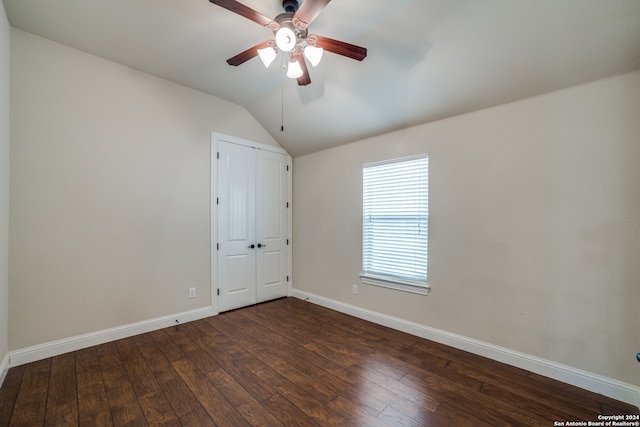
[208,0,367,86]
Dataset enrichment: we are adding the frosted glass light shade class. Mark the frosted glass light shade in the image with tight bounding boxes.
[304,46,323,67]
[257,47,277,68]
[275,27,296,52]
[287,59,303,78]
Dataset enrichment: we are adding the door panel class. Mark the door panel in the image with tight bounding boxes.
[225,254,253,294]
[262,251,281,285]
[260,156,285,239]
[256,150,288,303]
[217,141,256,312]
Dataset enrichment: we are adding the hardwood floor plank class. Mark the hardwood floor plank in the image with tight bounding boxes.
[221,314,331,374]
[75,347,113,427]
[254,364,348,426]
[179,407,217,427]
[190,331,277,403]
[479,381,595,423]
[377,404,432,427]
[44,399,78,427]
[149,329,185,363]
[399,370,546,425]
[116,338,159,398]
[44,353,78,427]
[260,299,420,363]
[601,401,640,416]
[77,391,114,427]
[0,365,25,425]
[261,393,320,427]
[75,347,105,397]
[98,342,148,426]
[320,360,440,417]
[1,297,638,426]
[210,314,338,404]
[132,334,178,384]
[413,339,530,379]
[326,394,389,427]
[204,368,284,426]
[171,358,250,427]
[433,401,496,427]
[262,357,337,405]
[239,302,316,346]
[8,359,50,426]
[132,334,203,418]
[157,378,203,420]
[45,353,76,405]
[528,371,639,415]
[448,357,602,418]
[162,326,221,374]
[137,389,181,427]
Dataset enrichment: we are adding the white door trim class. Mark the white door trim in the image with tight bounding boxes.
[211,133,292,314]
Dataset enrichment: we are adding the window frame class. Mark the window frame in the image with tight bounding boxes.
[360,154,430,295]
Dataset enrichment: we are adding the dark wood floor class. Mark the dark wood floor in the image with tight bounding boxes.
[0,297,638,426]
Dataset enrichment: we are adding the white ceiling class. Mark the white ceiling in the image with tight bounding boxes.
[4,0,640,156]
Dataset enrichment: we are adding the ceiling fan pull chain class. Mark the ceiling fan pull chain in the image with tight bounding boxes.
[281,56,285,132]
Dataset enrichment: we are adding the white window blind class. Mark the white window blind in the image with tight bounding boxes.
[362,156,428,290]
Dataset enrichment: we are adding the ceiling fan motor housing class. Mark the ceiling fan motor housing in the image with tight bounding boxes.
[282,0,299,13]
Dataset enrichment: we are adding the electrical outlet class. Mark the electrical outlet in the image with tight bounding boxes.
[352,284,358,295]
[189,287,196,298]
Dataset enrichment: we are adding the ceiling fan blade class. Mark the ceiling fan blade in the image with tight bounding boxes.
[226,40,273,66]
[292,0,331,29]
[209,0,279,30]
[311,35,367,61]
[294,50,311,86]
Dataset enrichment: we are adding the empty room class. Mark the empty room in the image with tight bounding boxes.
[0,0,639,425]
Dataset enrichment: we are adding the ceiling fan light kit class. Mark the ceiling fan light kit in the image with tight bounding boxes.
[303,45,323,67]
[286,57,304,78]
[257,46,278,68]
[208,0,367,86]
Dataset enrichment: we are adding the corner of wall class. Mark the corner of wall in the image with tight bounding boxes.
[0,354,8,387]
[0,0,11,389]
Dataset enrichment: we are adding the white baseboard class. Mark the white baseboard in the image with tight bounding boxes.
[9,306,217,368]
[0,352,8,388]
[291,289,640,408]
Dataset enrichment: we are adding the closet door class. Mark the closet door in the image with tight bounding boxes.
[217,141,257,312]
[256,149,288,303]
[216,138,289,313]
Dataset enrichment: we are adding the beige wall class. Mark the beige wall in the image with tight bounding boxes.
[0,4,9,366]
[293,71,640,386]
[9,29,279,350]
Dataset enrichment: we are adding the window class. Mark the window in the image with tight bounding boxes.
[361,155,429,294]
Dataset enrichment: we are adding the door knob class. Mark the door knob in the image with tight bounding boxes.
[248,244,255,249]
[257,243,266,248]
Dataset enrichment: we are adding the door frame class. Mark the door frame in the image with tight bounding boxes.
[211,132,292,314]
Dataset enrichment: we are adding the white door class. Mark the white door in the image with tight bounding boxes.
[217,141,257,312]
[256,149,288,303]
[217,139,289,312]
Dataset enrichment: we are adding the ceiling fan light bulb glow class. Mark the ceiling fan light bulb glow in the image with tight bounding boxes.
[275,27,296,52]
[304,45,323,67]
[287,59,303,79]
[257,47,277,68]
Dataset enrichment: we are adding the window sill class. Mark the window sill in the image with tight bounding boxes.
[359,274,430,295]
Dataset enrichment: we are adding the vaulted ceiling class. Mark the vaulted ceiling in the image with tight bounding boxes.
[4,0,640,156]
